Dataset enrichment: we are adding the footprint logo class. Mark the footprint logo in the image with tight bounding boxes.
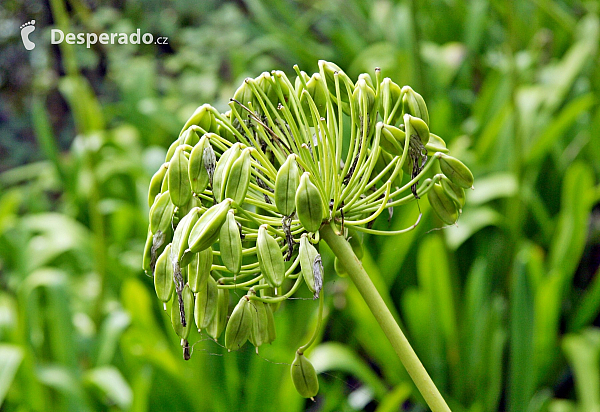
[20,20,36,51]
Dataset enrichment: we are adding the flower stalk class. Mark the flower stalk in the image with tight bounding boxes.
[320,222,451,412]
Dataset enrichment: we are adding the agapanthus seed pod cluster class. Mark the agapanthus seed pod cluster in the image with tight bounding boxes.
[143,60,473,398]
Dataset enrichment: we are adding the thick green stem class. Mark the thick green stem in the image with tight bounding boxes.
[320,223,451,412]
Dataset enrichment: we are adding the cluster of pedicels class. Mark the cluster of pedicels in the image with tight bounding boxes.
[143,60,473,399]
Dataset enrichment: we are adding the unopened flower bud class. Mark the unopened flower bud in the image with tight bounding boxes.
[439,153,474,189]
[291,351,319,399]
[295,172,324,233]
[275,154,300,216]
[225,296,252,351]
[257,225,285,288]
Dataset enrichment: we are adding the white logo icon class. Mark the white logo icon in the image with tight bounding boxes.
[20,20,36,50]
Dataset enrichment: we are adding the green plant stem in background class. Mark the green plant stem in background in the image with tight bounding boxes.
[320,223,451,412]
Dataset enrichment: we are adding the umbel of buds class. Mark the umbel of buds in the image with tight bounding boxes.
[143,60,472,408]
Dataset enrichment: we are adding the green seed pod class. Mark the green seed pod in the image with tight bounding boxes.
[275,154,300,216]
[299,234,323,298]
[188,136,211,195]
[380,78,403,125]
[295,172,324,233]
[149,190,175,234]
[171,284,194,339]
[213,143,242,202]
[352,77,376,122]
[380,123,407,156]
[225,296,253,351]
[405,114,430,146]
[188,246,213,293]
[148,163,169,207]
[291,351,319,399]
[220,210,242,274]
[440,175,466,211]
[224,147,252,206]
[402,85,429,125]
[188,198,232,253]
[249,299,269,352]
[257,225,286,288]
[428,182,459,225]
[168,146,192,207]
[154,244,174,302]
[426,132,449,154]
[180,104,215,136]
[171,207,200,266]
[439,153,474,189]
[194,275,218,330]
[206,286,229,340]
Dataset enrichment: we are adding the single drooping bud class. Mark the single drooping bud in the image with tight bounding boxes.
[275,154,300,216]
[180,104,215,136]
[439,153,474,189]
[154,244,174,303]
[168,146,193,207]
[148,163,168,207]
[402,86,429,125]
[257,225,286,288]
[299,234,323,299]
[171,283,194,340]
[188,246,212,293]
[295,172,324,233]
[206,286,229,340]
[188,136,211,195]
[149,190,175,234]
[291,351,319,399]
[352,77,376,125]
[427,182,459,225]
[188,198,232,253]
[219,210,242,274]
[224,147,252,206]
[249,299,269,352]
[171,207,200,266]
[194,275,218,330]
[213,143,242,202]
[405,114,430,146]
[225,296,253,351]
[380,77,403,125]
[440,175,465,211]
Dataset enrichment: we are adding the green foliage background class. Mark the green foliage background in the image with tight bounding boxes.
[1,0,599,411]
